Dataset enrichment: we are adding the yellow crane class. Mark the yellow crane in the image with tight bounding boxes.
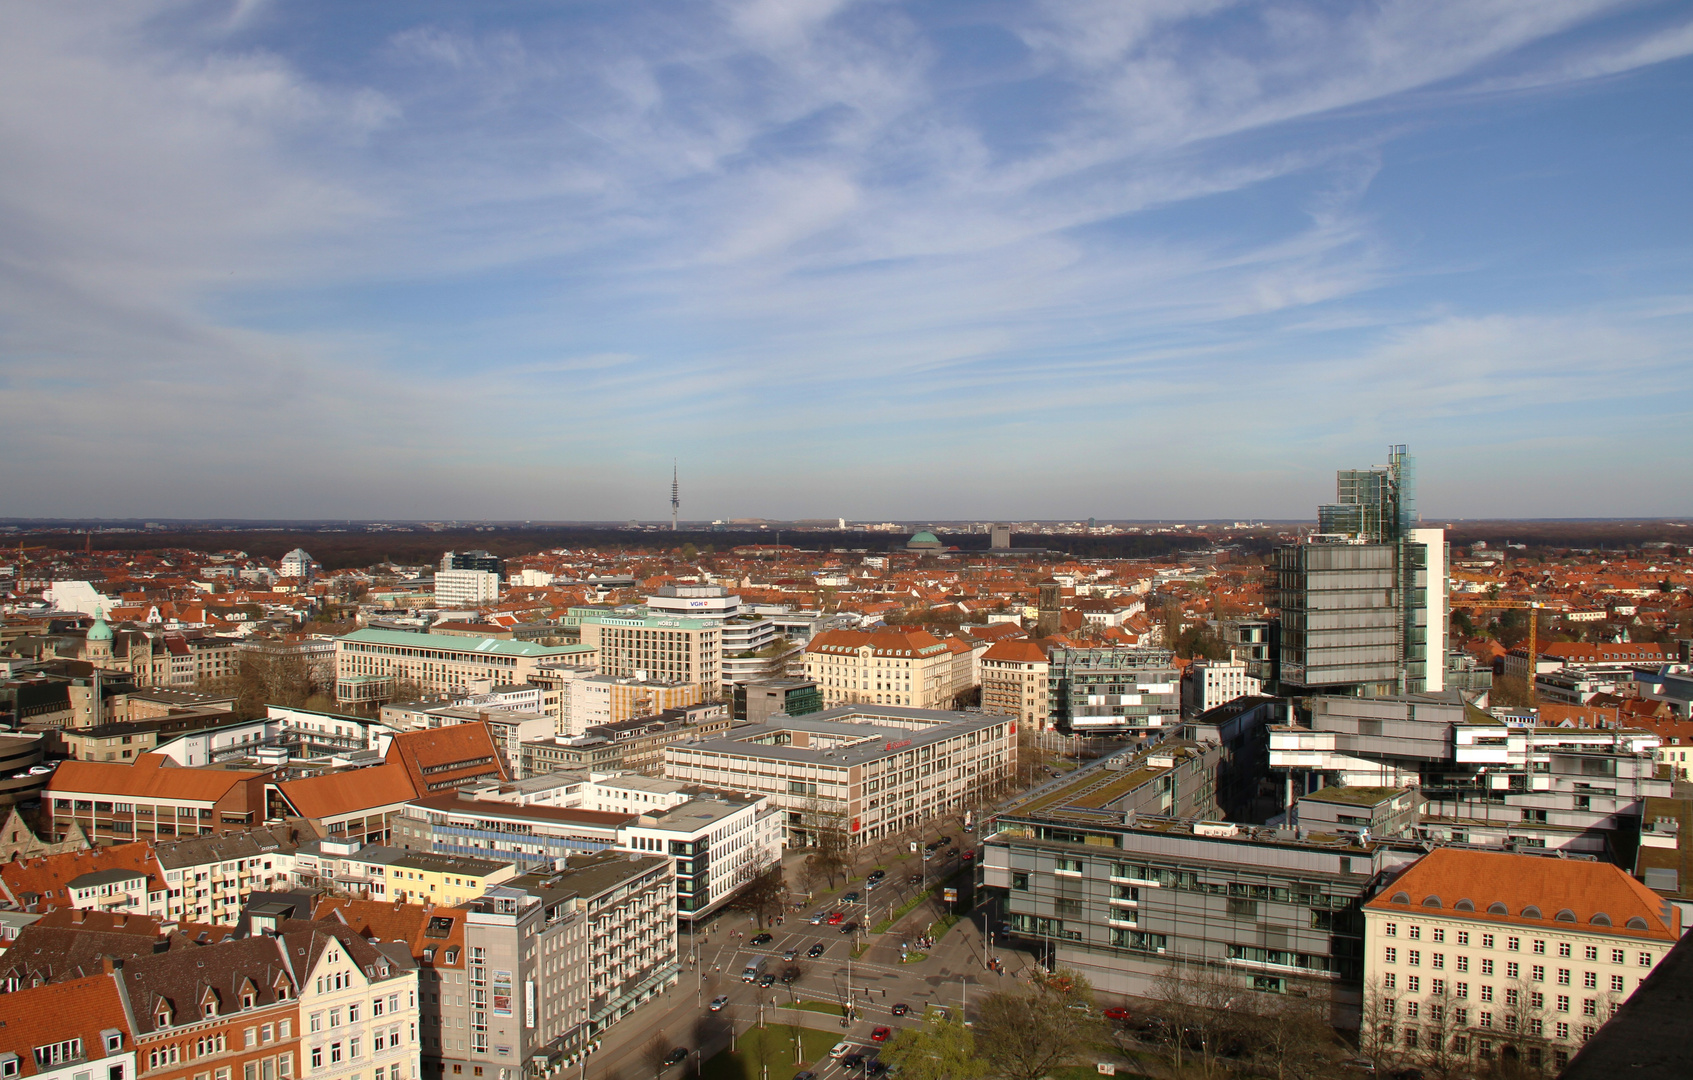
[1449,596,1544,703]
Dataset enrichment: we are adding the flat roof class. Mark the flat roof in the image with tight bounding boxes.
[669,707,1008,767]
[1300,786,1410,807]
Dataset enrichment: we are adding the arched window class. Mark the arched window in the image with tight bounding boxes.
[1626,916,1649,930]
[1591,913,1612,927]
[1455,899,1475,911]
[1391,891,1411,905]
[1521,905,1542,919]
[1488,902,1508,915]
[1423,895,1443,909]
[1554,909,1576,923]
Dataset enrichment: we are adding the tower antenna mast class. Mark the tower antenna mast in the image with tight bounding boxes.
[671,461,679,532]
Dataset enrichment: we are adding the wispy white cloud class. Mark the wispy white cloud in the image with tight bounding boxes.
[1,0,1690,518]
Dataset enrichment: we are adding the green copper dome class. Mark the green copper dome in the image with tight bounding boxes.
[87,607,113,642]
[906,530,943,549]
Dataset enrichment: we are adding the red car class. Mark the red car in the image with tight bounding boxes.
[1102,1007,1132,1023]
[870,1028,891,1042]
[827,912,845,925]
[962,851,975,861]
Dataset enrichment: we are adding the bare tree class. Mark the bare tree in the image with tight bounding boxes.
[642,1032,671,1080]
[1357,975,1403,1073]
[974,968,1103,1080]
[727,862,788,929]
[802,798,852,888]
[1243,982,1340,1080]
[1148,962,1247,1080]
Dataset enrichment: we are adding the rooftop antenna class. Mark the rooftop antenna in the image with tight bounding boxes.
[671,461,679,532]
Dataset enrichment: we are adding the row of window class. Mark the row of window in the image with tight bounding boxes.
[1383,947,1647,985]
[1383,922,1650,965]
[1386,986,1618,1017]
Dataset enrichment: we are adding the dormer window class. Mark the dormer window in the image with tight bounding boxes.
[103,1032,123,1054]
[155,1003,172,1029]
[0,1052,19,1078]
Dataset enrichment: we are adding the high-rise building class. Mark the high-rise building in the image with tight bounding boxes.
[440,549,505,578]
[1273,445,1446,696]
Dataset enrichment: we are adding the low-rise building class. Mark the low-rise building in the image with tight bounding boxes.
[0,971,136,1080]
[1182,655,1263,716]
[1363,847,1679,1074]
[334,629,596,708]
[803,628,958,710]
[45,755,272,846]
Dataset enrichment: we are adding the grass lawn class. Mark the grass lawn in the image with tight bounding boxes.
[1048,1067,1153,1080]
[701,1025,840,1080]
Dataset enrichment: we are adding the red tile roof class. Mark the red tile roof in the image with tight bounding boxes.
[982,640,1049,664]
[47,755,266,803]
[0,972,131,1076]
[384,723,509,793]
[274,762,418,822]
[1366,848,1676,941]
[0,842,163,911]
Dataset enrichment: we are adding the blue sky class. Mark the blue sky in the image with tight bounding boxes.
[2,0,1691,522]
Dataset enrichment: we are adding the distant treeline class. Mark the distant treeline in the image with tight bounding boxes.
[15,525,1206,571]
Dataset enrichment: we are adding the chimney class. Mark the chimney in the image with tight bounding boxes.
[72,909,86,924]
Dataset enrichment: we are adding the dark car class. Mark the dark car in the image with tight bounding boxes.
[839,922,859,935]
[868,869,886,881]
[907,874,922,885]
[936,835,951,845]
[891,1003,909,1016]
[866,1062,888,1078]
[840,1055,866,1072]
[750,933,773,946]
[663,1048,688,1066]
[782,966,801,984]
[807,943,826,958]
[946,847,958,858]
[842,892,860,903]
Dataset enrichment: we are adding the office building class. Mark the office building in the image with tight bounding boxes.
[1274,445,1446,696]
[663,705,1016,845]
[565,608,722,696]
[1183,655,1263,716]
[433,569,501,608]
[980,640,1051,729]
[440,549,505,578]
[334,628,596,707]
[1046,647,1180,734]
[982,745,1423,1023]
[741,677,823,725]
[1363,847,1677,1073]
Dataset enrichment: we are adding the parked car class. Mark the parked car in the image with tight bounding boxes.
[782,948,798,961]
[808,943,826,958]
[663,1048,688,1066]
[867,869,886,881]
[759,973,776,987]
[936,835,952,846]
[946,847,958,858]
[890,1003,909,1016]
[1102,1007,1132,1022]
[840,1054,866,1072]
[710,995,730,1012]
[870,1027,891,1042]
[866,1062,888,1077]
[829,1043,855,1060]
[751,933,773,946]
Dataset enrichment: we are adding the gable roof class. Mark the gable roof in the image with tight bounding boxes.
[982,639,1049,664]
[384,724,509,794]
[273,763,418,822]
[47,756,266,803]
[1366,848,1677,941]
[311,898,468,966]
[0,972,131,1076]
[121,935,297,1035]
[0,842,162,912]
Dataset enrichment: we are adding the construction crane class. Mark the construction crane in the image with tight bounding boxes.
[1449,596,1544,704]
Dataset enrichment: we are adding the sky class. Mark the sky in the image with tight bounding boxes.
[2,0,1692,524]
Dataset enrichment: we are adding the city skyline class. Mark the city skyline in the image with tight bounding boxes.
[3,1,1692,521]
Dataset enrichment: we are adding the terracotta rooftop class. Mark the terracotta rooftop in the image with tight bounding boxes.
[0,972,131,1076]
[274,762,418,821]
[47,755,266,802]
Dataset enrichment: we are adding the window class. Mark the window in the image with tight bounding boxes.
[1011,873,1029,891]
[1457,955,1469,972]
[1584,971,1597,989]
[1458,931,1470,946]
[1611,949,1626,965]
[1507,937,1520,951]
[1533,965,1545,982]
[1506,962,1520,980]
[311,1048,322,1071]
[330,1045,343,1066]
[1433,927,1445,943]
[1641,952,1654,968]
[1407,976,1420,993]
[349,1038,361,1059]
[310,1014,322,1033]
[1611,975,1625,992]
[1385,947,1398,964]
[1433,953,1445,969]
[1533,939,1546,954]
[1482,958,1495,976]
[1480,1011,1493,1028]
[1559,942,1571,957]
[1482,934,1495,949]
[1409,926,1421,940]
[1584,946,1598,961]
[1481,985,1494,1002]
[1557,995,1570,1012]
[1385,923,1397,937]
[1456,982,1469,998]
[1409,951,1421,967]
[1431,979,1445,996]
[372,998,384,1017]
[1583,999,1597,1017]
[36,1041,84,1067]
[1531,991,1545,1009]
[1054,858,1083,875]
[1383,973,1396,990]
[330,1009,342,1028]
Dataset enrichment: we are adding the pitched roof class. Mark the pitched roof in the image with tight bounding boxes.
[122,934,298,1035]
[47,755,265,803]
[311,898,468,966]
[1366,848,1677,941]
[0,842,163,911]
[982,639,1049,664]
[384,723,509,793]
[0,972,131,1076]
[274,763,418,822]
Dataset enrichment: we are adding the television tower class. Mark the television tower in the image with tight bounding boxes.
[671,461,679,532]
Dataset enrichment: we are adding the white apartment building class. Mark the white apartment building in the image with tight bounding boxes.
[296,925,422,1080]
[1184,655,1263,715]
[433,570,501,608]
[663,705,1017,845]
[1363,848,1677,1075]
[153,825,300,922]
[620,792,782,921]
